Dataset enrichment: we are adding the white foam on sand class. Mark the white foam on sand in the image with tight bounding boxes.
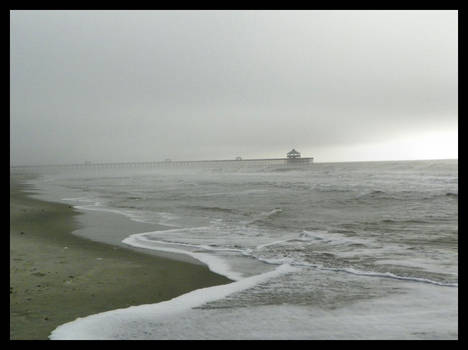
[49,264,298,340]
[49,271,457,340]
[122,232,246,281]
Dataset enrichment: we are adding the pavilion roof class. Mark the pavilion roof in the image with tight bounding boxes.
[287,149,300,154]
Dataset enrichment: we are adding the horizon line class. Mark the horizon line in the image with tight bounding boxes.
[10,157,458,168]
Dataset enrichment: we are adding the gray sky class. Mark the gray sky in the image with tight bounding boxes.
[10,10,458,165]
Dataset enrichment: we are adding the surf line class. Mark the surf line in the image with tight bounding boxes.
[126,232,458,288]
[50,263,296,339]
[122,232,247,281]
[49,232,298,339]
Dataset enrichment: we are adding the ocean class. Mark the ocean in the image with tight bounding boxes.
[18,159,458,339]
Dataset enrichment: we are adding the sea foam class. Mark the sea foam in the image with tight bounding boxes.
[49,264,297,340]
[123,232,247,281]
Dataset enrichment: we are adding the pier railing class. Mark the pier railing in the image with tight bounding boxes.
[11,157,314,170]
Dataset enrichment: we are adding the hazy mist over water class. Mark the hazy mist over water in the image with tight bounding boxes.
[10,10,457,166]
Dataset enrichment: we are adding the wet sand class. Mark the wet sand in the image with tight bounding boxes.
[10,174,231,340]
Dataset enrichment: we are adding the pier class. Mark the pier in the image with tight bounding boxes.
[12,150,313,170]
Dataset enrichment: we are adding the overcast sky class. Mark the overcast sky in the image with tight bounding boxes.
[10,10,458,165]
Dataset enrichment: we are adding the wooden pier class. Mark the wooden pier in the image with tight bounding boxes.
[12,157,314,170]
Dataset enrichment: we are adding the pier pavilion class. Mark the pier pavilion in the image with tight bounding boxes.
[287,149,301,159]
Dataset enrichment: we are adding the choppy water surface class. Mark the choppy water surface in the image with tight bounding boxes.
[22,160,458,339]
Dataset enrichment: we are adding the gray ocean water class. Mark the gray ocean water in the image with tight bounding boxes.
[20,159,458,339]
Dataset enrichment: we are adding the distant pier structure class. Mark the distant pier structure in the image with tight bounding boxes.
[12,149,313,170]
[287,149,301,159]
[285,148,311,165]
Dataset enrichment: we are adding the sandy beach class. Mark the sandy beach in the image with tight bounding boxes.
[10,173,231,340]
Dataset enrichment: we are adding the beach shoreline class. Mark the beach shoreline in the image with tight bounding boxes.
[10,172,232,340]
